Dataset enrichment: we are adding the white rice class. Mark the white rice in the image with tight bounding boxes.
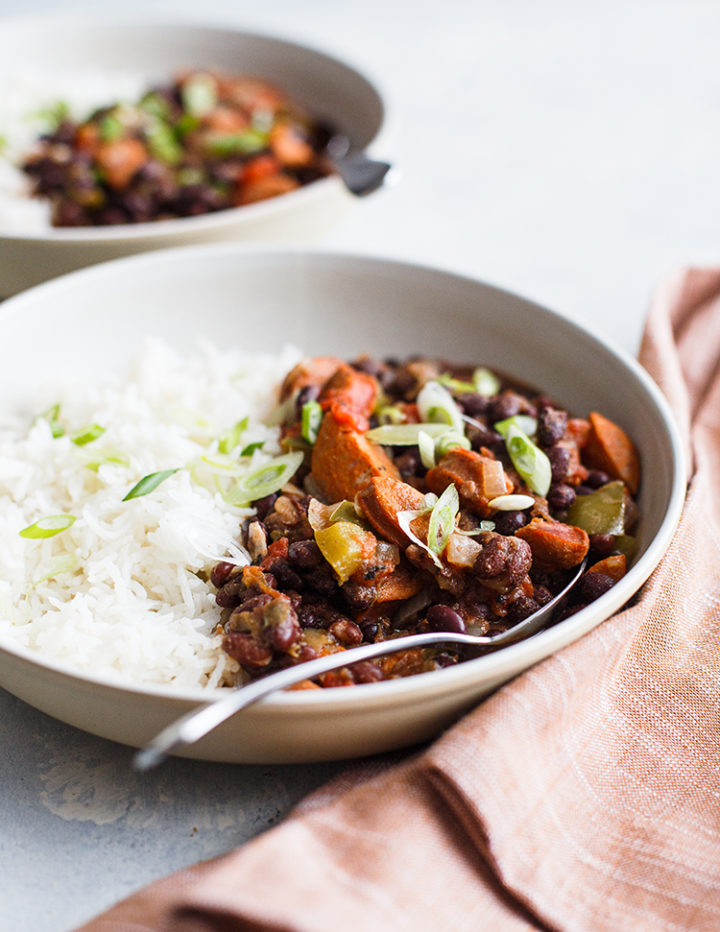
[0,67,147,231]
[0,339,303,689]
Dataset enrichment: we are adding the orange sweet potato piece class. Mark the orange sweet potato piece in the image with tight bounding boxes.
[375,566,423,602]
[319,364,379,431]
[516,517,589,570]
[311,412,399,502]
[270,122,315,166]
[237,173,299,205]
[565,418,591,448]
[96,138,147,189]
[587,553,626,581]
[584,412,640,494]
[280,356,343,400]
[426,448,511,516]
[356,476,426,547]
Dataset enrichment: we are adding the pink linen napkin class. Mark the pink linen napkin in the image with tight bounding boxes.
[78,268,720,932]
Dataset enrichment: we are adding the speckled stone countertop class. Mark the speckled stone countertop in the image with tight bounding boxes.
[1,0,717,927]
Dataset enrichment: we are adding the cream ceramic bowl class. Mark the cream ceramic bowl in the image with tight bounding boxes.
[0,19,387,296]
[0,247,686,763]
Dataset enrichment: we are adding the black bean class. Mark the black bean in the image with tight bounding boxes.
[537,407,568,447]
[395,449,423,479]
[548,483,576,511]
[468,424,503,452]
[586,470,611,489]
[360,621,379,642]
[296,384,320,409]
[329,619,363,646]
[493,510,529,536]
[589,533,615,557]
[456,392,490,418]
[210,561,235,588]
[547,445,571,482]
[267,559,303,591]
[288,540,323,568]
[575,485,594,497]
[506,596,539,623]
[489,392,522,423]
[533,585,553,606]
[253,494,278,520]
[427,605,466,634]
[577,572,615,602]
[350,661,385,684]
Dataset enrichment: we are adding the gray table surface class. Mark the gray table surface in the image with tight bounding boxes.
[1,0,716,928]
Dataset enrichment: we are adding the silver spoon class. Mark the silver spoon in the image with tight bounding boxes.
[134,559,586,771]
[325,134,395,196]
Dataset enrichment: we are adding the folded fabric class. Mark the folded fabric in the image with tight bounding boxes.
[78,269,720,932]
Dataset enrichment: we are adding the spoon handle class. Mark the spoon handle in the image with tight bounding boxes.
[133,630,483,770]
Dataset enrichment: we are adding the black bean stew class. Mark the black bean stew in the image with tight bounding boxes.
[211,356,641,689]
[22,71,334,227]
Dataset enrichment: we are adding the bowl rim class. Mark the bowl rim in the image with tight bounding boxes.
[0,244,688,711]
[0,14,391,243]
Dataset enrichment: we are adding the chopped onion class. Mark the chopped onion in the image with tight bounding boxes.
[445,532,482,567]
[181,72,218,117]
[417,381,465,434]
[479,457,508,499]
[488,493,535,511]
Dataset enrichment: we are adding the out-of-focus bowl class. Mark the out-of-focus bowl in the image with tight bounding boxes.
[0,247,686,763]
[0,19,387,296]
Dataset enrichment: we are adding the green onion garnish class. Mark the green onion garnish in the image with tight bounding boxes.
[418,430,436,470]
[217,418,249,454]
[499,425,552,497]
[71,424,106,446]
[98,113,124,142]
[435,431,471,458]
[377,406,404,425]
[139,91,172,121]
[181,73,218,117]
[473,367,501,396]
[32,554,77,586]
[206,130,267,157]
[122,468,180,501]
[146,122,182,165]
[31,100,70,130]
[81,449,130,472]
[417,381,465,434]
[240,442,264,457]
[427,484,460,561]
[365,423,450,446]
[20,514,76,539]
[37,403,64,438]
[301,401,323,445]
[494,415,538,438]
[437,373,477,394]
[224,452,304,506]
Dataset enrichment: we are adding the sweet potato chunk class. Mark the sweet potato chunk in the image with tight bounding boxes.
[96,138,147,189]
[426,448,511,516]
[587,553,626,581]
[584,412,640,494]
[319,364,379,430]
[516,517,589,571]
[280,356,343,401]
[356,476,426,547]
[311,413,399,502]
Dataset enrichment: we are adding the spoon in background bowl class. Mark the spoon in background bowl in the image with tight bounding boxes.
[323,131,395,196]
[134,559,586,771]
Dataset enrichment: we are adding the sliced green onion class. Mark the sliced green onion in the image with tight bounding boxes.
[418,430,436,470]
[140,91,172,121]
[19,514,76,539]
[473,367,501,396]
[206,130,267,157]
[365,423,450,446]
[32,554,77,586]
[98,113,124,142]
[146,122,182,165]
[435,430,472,458]
[437,373,477,394]
[30,100,70,130]
[501,425,552,497]
[458,520,496,535]
[488,493,535,511]
[71,424,106,446]
[224,452,304,506]
[494,415,538,438]
[240,441,264,457]
[218,418,249,454]
[377,405,404,425]
[81,448,130,472]
[427,484,460,560]
[417,381,465,434]
[37,403,64,438]
[181,73,218,117]
[122,468,180,501]
[301,401,323,445]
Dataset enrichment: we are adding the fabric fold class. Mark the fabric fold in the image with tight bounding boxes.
[78,269,720,932]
